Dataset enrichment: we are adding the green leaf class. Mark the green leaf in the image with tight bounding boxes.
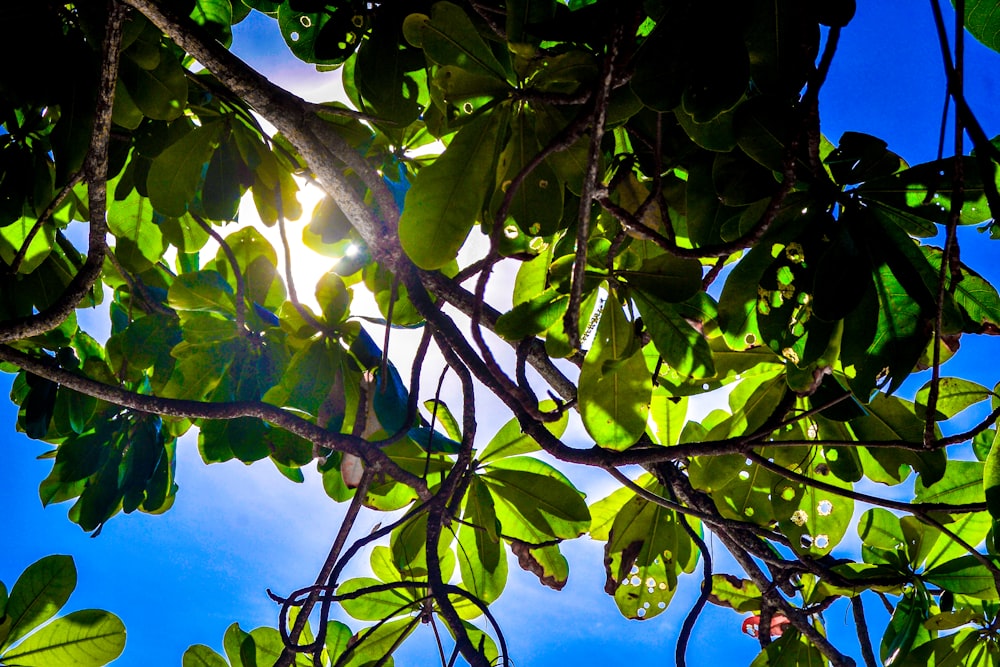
[263,337,345,420]
[164,339,241,402]
[495,287,569,340]
[858,508,906,551]
[961,0,1000,53]
[199,417,268,464]
[915,377,991,421]
[881,591,931,666]
[860,156,990,226]
[906,628,1000,667]
[107,184,167,267]
[987,429,1000,519]
[0,555,76,650]
[0,609,125,667]
[168,270,237,316]
[147,122,224,217]
[850,394,947,485]
[578,291,652,449]
[240,627,300,667]
[182,644,229,667]
[724,371,786,438]
[634,291,715,380]
[915,460,986,505]
[826,131,904,185]
[315,271,350,325]
[647,388,687,447]
[903,513,992,571]
[353,7,423,126]
[277,1,367,65]
[324,620,353,665]
[491,110,563,235]
[619,254,702,302]
[750,630,826,667]
[346,617,418,666]
[510,540,568,591]
[337,577,420,622]
[405,2,508,80]
[707,574,762,613]
[706,455,778,525]
[222,623,250,667]
[0,216,54,274]
[398,108,506,269]
[923,246,1000,331]
[120,49,188,121]
[389,512,453,578]
[423,399,462,442]
[925,555,1000,600]
[843,259,925,397]
[456,516,508,606]
[603,482,692,620]
[215,227,285,311]
[482,456,590,541]
[478,400,568,463]
[923,608,978,631]
[190,0,233,46]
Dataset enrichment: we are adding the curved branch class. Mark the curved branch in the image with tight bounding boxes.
[7,171,84,275]
[676,511,712,667]
[0,343,430,496]
[191,213,247,333]
[276,468,374,665]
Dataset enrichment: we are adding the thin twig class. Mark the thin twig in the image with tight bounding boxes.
[675,512,713,667]
[7,171,84,275]
[191,213,247,334]
[276,468,374,664]
[565,22,623,351]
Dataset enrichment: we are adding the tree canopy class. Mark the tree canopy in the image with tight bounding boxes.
[5,0,1000,665]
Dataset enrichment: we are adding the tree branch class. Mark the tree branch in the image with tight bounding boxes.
[0,343,430,496]
[0,1,125,342]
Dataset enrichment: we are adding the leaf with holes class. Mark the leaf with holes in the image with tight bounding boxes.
[490,110,563,235]
[601,482,694,621]
[771,456,854,557]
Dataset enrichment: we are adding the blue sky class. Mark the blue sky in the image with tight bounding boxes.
[4,3,1000,666]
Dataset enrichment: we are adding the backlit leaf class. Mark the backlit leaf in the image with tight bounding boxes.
[579,291,652,449]
[0,609,125,667]
[398,108,506,269]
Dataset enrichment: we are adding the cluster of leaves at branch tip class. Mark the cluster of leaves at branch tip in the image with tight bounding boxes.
[12,0,1000,664]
